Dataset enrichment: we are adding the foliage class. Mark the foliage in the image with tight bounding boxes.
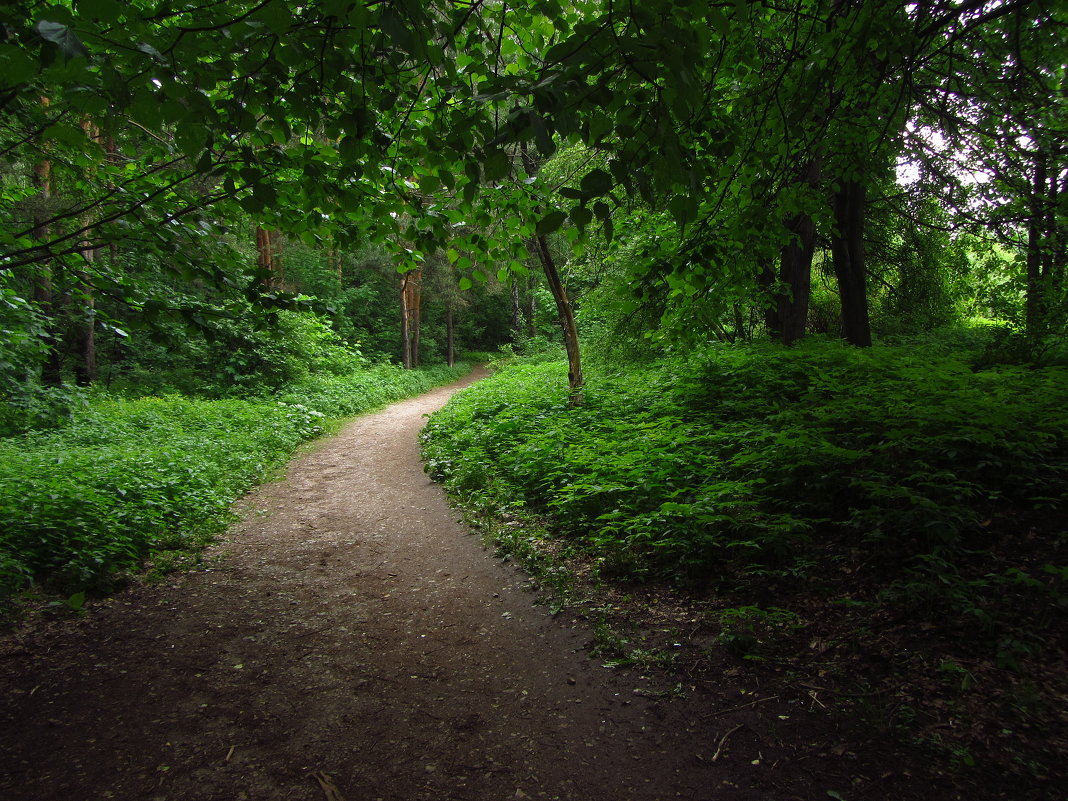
[0,380,87,438]
[0,276,48,386]
[0,0,1063,397]
[423,342,1068,599]
[0,362,470,599]
[0,273,82,434]
[276,362,470,419]
[0,395,317,594]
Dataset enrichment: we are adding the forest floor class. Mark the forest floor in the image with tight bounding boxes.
[0,368,1035,801]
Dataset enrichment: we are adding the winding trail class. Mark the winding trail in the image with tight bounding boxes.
[1,370,813,800]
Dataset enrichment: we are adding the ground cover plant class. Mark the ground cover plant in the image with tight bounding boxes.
[422,341,1068,791]
[0,362,470,603]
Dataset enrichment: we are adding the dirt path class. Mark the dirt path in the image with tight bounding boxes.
[1,370,887,801]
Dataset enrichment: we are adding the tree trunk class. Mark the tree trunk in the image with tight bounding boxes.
[255,227,286,289]
[529,235,584,404]
[1025,148,1048,338]
[1049,148,1066,316]
[446,305,455,367]
[256,226,271,273]
[830,179,872,347]
[401,275,413,369]
[519,141,583,403]
[400,270,422,368]
[70,118,100,385]
[760,215,816,345]
[412,272,421,367]
[400,277,411,369]
[732,303,746,342]
[73,265,96,386]
[511,279,521,341]
[761,161,820,345]
[31,154,63,386]
[526,274,537,338]
[778,212,816,344]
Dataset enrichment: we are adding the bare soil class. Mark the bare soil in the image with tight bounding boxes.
[0,369,1008,800]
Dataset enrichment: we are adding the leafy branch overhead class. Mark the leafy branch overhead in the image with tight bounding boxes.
[0,0,1063,383]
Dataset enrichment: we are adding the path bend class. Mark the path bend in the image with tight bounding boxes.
[0,369,764,801]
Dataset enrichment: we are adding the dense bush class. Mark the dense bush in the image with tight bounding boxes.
[277,362,470,417]
[422,341,1068,586]
[106,309,371,398]
[0,362,470,598]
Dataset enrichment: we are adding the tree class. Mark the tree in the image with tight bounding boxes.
[2,0,1063,394]
[476,1,1063,351]
[400,267,422,369]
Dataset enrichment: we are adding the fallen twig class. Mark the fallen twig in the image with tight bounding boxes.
[711,724,744,762]
[702,695,779,719]
[311,770,346,801]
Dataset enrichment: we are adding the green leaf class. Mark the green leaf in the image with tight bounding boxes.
[483,150,511,182]
[458,277,473,290]
[253,1,293,34]
[35,21,90,60]
[0,46,39,86]
[43,122,88,147]
[76,0,124,23]
[536,211,567,235]
[175,123,208,158]
[136,42,165,62]
[668,194,698,229]
[418,174,440,194]
[239,194,265,214]
[580,169,612,197]
[530,112,555,156]
[569,206,593,229]
[708,8,731,37]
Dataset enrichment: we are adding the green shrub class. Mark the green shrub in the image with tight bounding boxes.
[423,342,1068,586]
[277,362,469,417]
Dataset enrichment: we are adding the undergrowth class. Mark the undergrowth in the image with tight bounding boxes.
[422,341,1068,652]
[422,340,1068,787]
[0,362,470,605]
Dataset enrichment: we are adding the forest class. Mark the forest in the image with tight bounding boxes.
[1,0,1065,796]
